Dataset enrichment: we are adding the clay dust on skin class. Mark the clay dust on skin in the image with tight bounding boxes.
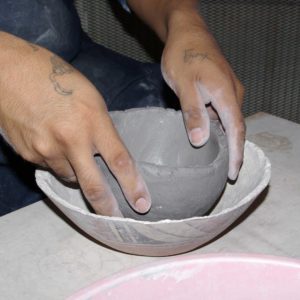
[161,65,212,148]
[162,66,224,149]
[198,82,245,180]
[218,105,245,180]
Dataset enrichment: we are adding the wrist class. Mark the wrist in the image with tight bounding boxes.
[166,6,208,42]
[127,0,204,42]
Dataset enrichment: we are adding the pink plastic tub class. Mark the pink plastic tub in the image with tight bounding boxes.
[69,254,300,300]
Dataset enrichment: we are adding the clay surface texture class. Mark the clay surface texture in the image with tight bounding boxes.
[36,109,271,256]
[98,108,229,221]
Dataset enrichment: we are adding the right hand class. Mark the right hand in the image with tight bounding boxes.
[0,31,151,217]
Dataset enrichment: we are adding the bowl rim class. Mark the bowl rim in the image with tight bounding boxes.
[35,141,271,225]
[67,253,300,300]
[109,108,228,174]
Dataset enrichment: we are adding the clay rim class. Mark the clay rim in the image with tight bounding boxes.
[110,108,228,174]
[35,141,271,224]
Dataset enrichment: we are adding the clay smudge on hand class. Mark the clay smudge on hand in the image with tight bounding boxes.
[49,55,74,96]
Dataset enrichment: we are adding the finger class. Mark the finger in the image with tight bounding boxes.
[210,86,246,180]
[234,78,245,109]
[45,157,76,182]
[206,105,219,120]
[67,146,123,217]
[177,80,210,147]
[93,115,151,214]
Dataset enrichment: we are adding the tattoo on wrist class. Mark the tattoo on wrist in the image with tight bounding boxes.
[183,49,209,64]
[27,42,39,52]
[49,55,74,96]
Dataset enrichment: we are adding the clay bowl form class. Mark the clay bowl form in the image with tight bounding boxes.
[36,110,271,256]
[97,108,229,221]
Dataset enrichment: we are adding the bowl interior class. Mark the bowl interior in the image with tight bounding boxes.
[37,141,266,220]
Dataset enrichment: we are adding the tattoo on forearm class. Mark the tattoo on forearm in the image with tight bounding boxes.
[183,49,209,64]
[49,55,74,96]
[28,42,39,52]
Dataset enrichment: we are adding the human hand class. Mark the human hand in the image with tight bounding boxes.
[161,11,245,180]
[0,32,151,216]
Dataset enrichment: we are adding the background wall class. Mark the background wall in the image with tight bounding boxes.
[75,0,300,123]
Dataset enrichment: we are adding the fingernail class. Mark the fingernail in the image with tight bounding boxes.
[189,128,207,147]
[135,197,151,213]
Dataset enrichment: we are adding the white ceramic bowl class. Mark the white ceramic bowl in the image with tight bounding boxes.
[98,108,229,221]
[36,113,271,256]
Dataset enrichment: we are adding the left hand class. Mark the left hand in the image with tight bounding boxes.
[161,12,245,180]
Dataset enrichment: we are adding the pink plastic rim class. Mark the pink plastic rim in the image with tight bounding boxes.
[68,253,300,300]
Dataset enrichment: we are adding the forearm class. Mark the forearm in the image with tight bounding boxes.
[0,31,37,69]
[126,0,206,41]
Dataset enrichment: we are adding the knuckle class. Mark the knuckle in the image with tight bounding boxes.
[205,61,227,79]
[32,140,51,158]
[161,66,177,92]
[52,123,78,145]
[162,65,175,81]
[84,185,106,203]
[183,106,206,125]
[62,175,77,183]
[110,151,133,173]
[184,106,202,119]
[22,151,42,165]
[51,165,74,180]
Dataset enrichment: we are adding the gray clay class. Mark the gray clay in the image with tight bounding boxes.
[97,108,229,221]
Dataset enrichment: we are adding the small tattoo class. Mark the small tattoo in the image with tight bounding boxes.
[49,55,74,96]
[28,42,39,52]
[183,49,209,64]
